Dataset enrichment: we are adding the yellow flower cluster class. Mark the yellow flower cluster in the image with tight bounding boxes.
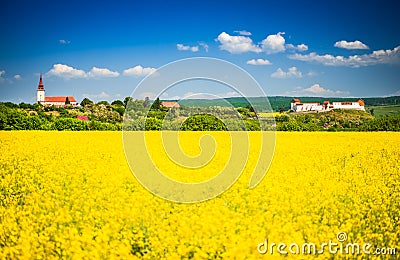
[0,131,399,259]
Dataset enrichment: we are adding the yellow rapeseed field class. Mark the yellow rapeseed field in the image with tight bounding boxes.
[0,131,399,259]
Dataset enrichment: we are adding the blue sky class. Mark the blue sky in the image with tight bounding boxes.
[1,0,399,103]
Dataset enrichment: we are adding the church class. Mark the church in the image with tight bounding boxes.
[36,74,78,107]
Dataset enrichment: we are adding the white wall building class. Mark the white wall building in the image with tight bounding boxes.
[36,74,78,107]
[290,98,365,112]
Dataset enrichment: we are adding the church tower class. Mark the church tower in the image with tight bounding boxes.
[37,74,45,103]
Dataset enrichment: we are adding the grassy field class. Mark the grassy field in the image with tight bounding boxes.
[1,131,399,258]
[366,104,400,117]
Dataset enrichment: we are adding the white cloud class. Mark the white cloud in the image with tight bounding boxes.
[59,39,70,44]
[271,67,302,78]
[82,91,110,100]
[286,43,308,52]
[216,32,261,54]
[303,84,349,96]
[287,84,349,97]
[46,64,86,79]
[307,71,317,77]
[297,43,309,52]
[261,32,286,54]
[391,89,400,96]
[334,40,369,50]
[47,64,121,79]
[123,65,157,77]
[216,31,306,55]
[199,42,209,52]
[246,58,272,65]
[87,67,119,78]
[0,70,5,83]
[46,64,119,80]
[234,30,252,36]
[224,91,241,98]
[177,44,199,52]
[288,45,400,67]
[13,74,21,80]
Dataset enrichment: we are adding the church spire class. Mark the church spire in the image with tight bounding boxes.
[38,74,44,90]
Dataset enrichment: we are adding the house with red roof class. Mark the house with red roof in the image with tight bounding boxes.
[36,74,78,107]
[161,101,180,108]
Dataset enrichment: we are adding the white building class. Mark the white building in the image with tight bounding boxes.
[36,74,78,107]
[290,98,365,112]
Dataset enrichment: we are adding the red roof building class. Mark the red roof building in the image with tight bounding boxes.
[44,96,77,103]
[161,101,180,108]
[36,75,78,107]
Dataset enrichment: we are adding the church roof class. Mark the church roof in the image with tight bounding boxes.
[38,74,44,90]
[45,96,76,102]
[161,101,180,108]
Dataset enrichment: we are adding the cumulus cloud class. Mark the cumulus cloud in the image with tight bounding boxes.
[199,42,209,52]
[47,64,86,79]
[177,44,199,52]
[246,58,272,65]
[216,31,308,55]
[13,74,21,80]
[216,32,261,54]
[82,91,110,100]
[87,67,119,78]
[234,30,252,36]
[288,45,400,67]
[59,39,70,44]
[303,84,349,96]
[261,32,286,54]
[122,65,157,77]
[287,84,349,97]
[46,64,120,79]
[271,67,302,78]
[334,40,369,50]
[286,43,308,52]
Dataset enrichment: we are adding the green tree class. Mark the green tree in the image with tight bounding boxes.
[124,97,133,108]
[246,104,257,113]
[97,100,109,106]
[151,97,162,110]
[65,96,70,105]
[370,108,375,116]
[80,97,94,107]
[19,102,34,109]
[180,114,228,131]
[111,100,124,106]
[143,97,150,108]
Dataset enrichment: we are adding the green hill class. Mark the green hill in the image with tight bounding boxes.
[177,96,400,112]
[365,104,400,117]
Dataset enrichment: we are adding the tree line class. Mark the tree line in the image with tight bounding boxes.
[0,98,399,131]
